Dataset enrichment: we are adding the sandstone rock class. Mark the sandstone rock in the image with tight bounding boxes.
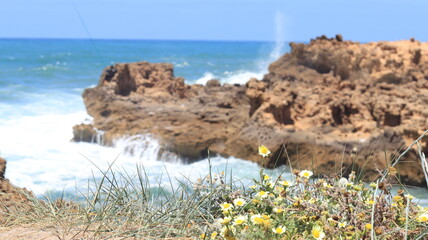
[76,39,428,186]
[0,157,34,223]
[0,157,5,179]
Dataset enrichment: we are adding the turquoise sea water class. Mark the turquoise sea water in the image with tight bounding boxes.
[1,39,427,205]
[0,38,290,196]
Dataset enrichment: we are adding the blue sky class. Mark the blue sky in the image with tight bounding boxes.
[1,0,427,42]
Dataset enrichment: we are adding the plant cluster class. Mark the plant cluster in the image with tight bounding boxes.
[200,146,428,240]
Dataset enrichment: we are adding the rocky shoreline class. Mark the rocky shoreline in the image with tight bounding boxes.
[0,157,33,223]
[73,36,428,186]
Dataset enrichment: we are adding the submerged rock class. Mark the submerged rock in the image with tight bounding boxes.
[75,37,428,186]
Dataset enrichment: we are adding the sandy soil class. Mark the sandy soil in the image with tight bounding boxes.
[0,226,193,240]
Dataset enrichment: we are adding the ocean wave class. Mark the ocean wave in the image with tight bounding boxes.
[175,61,189,68]
[194,70,265,85]
[33,63,68,71]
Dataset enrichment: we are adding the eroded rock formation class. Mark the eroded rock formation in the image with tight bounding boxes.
[0,157,33,223]
[75,36,428,186]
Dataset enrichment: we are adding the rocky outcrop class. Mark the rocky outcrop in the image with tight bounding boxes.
[0,157,33,223]
[0,157,6,179]
[75,36,428,186]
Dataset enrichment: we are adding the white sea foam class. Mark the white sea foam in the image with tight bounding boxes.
[195,72,217,84]
[193,13,287,86]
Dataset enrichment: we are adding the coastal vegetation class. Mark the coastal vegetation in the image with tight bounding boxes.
[1,131,428,239]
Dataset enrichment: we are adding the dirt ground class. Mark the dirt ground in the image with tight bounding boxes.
[0,226,194,240]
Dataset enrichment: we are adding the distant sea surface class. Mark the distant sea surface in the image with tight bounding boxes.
[0,38,291,196]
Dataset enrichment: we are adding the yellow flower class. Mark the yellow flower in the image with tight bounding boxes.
[312,226,325,239]
[417,213,428,222]
[218,217,232,225]
[211,231,218,239]
[256,190,269,199]
[272,226,286,234]
[263,174,270,180]
[279,180,291,187]
[404,194,414,200]
[299,170,313,178]
[220,202,233,212]
[365,199,375,205]
[274,186,284,194]
[338,221,347,228]
[250,214,265,225]
[273,207,284,214]
[258,145,271,157]
[233,216,247,225]
[365,223,372,230]
[200,233,206,239]
[392,196,403,203]
[370,182,377,189]
[233,198,246,207]
[249,185,257,189]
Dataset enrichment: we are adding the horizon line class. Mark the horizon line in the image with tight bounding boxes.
[0,36,308,43]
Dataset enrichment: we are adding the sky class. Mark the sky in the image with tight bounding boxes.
[1,0,428,42]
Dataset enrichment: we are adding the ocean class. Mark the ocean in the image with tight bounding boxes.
[0,38,291,197]
[1,38,427,205]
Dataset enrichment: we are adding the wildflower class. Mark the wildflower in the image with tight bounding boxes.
[258,145,271,157]
[338,177,349,187]
[279,180,291,187]
[417,213,428,222]
[404,194,414,200]
[233,198,246,207]
[312,226,325,239]
[370,182,377,189]
[273,207,284,214]
[220,202,234,212]
[299,170,313,178]
[218,217,232,225]
[322,182,333,188]
[211,231,218,239]
[263,174,270,181]
[272,226,286,234]
[338,221,347,228]
[308,198,316,204]
[255,190,269,199]
[353,185,362,191]
[200,233,206,239]
[250,214,265,225]
[392,196,403,203]
[274,186,284,194]
[365,199,375,205]
[249,185,257,189]
[233,216,247,225]
[365,223,372,230]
